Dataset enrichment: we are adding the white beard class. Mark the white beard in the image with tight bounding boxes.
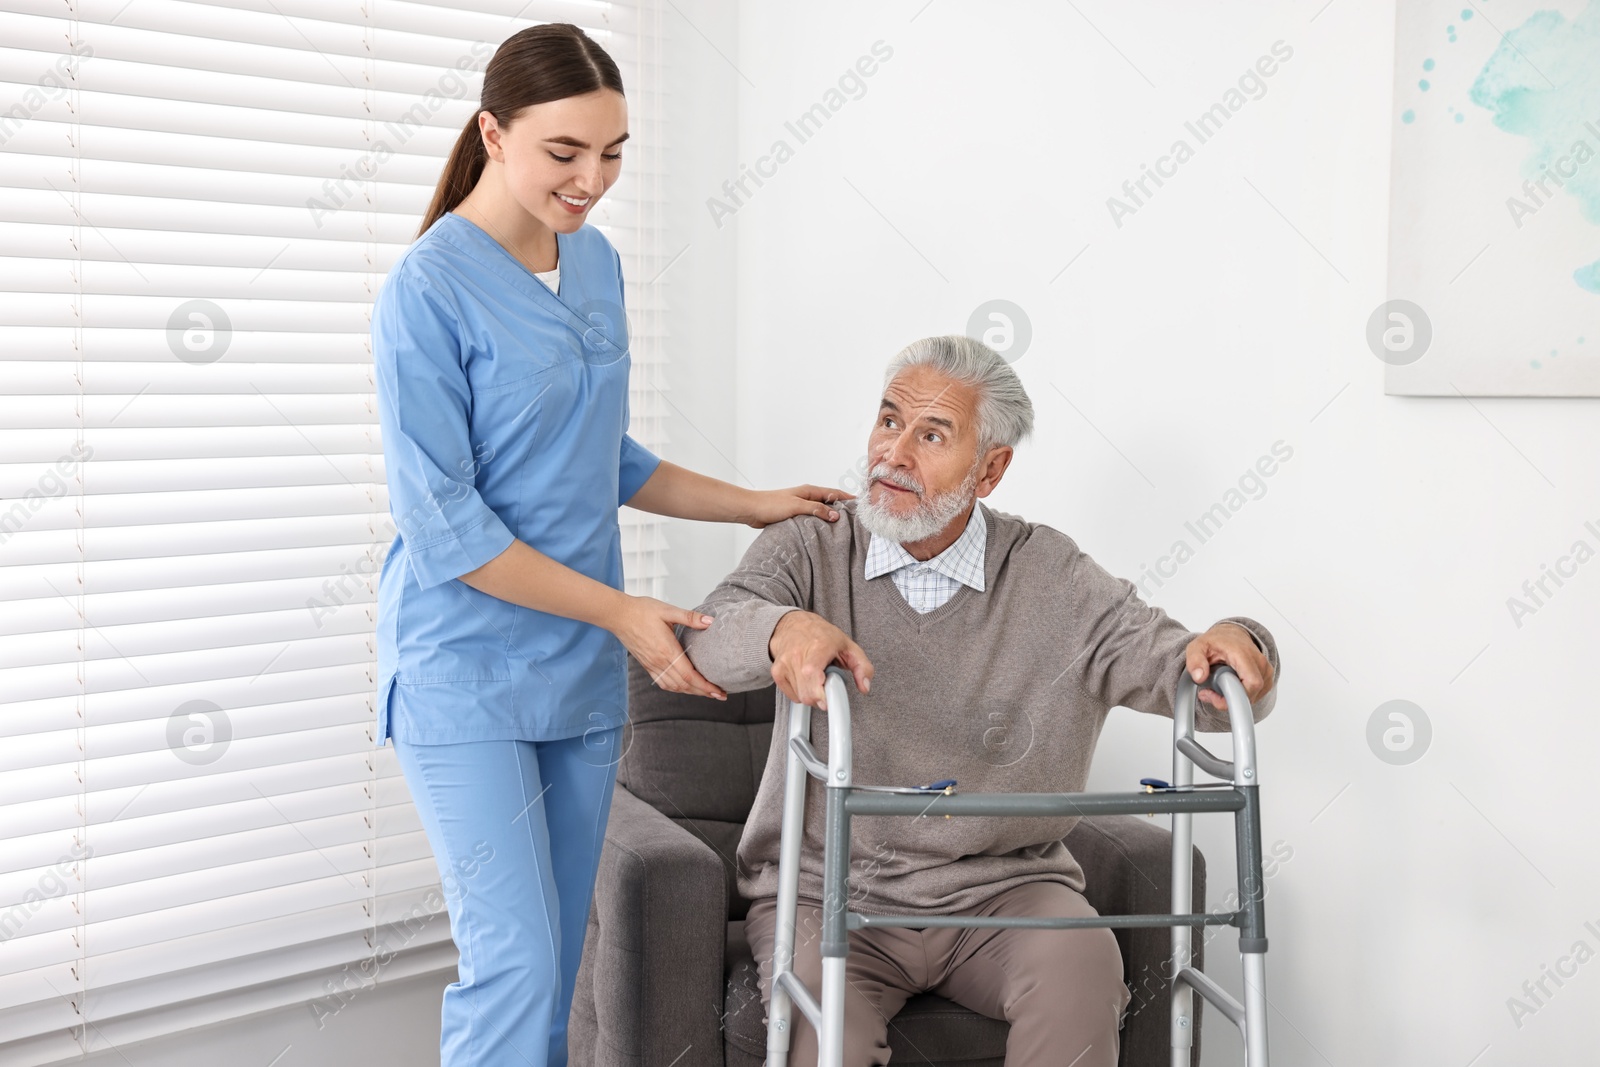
[855,459,982,546]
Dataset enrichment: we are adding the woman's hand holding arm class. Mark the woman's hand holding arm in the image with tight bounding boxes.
[459,540,728,700]
[623,460,849,527]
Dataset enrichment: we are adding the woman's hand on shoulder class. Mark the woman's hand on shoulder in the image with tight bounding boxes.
[743,485,850,529]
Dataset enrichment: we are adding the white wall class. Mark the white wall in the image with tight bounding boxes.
[652,0,747,609]
[721,1,1600,1064]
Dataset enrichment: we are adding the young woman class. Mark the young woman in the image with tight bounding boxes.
[371,24,843,1067]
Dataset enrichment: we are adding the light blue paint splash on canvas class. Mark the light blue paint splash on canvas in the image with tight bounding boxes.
[1469,2,1600,293]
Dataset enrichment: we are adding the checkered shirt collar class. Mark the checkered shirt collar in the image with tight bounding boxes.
[863,503,988,591]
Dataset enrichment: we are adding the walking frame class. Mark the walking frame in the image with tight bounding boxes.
[765,663,1271,1067]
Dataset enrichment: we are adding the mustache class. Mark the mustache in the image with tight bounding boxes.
[868,466,923,495]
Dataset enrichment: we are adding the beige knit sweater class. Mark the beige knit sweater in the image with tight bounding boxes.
[680,500,1280,915]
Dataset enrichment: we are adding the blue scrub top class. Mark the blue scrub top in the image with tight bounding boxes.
[371,212,661,745]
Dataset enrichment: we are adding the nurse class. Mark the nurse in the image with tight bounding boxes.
[371,23,844,1067]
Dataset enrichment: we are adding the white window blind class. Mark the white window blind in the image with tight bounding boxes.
[0,1,669,1062]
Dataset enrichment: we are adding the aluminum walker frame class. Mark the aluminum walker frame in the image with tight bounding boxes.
[765,663,1271,1067]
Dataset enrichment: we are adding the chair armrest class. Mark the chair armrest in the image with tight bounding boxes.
[571,784,729,1067]
[1065,813,1206,1067]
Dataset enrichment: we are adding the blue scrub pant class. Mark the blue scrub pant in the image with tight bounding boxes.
[392,726,623,1067]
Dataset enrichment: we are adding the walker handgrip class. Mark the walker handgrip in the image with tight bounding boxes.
[817,665,854,788]
[1172,663,1259,785]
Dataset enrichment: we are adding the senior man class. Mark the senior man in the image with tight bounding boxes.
[676,334,1280,1067]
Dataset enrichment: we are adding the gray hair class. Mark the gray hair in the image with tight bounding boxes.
[882,334,1034,452]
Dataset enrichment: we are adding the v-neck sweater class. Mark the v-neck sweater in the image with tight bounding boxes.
[679,499,1281,915]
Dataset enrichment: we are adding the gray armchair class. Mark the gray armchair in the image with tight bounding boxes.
[571,656,1207,1067]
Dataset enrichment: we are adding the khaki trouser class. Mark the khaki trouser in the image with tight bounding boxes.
[744,880,1132,1067]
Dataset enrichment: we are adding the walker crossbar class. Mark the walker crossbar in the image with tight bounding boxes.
[763,663,1272,1067]
[850,912,1237,931]
[844,789,1245,817]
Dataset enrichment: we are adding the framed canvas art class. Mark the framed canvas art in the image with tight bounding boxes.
[1383,0,1600,396]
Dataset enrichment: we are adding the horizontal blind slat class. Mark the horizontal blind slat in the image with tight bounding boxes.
[0,748,404,846]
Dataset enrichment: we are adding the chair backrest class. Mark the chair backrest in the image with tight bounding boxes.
[615,654,777,920]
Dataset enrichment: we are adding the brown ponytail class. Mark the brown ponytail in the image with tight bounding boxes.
[417,23,625,238]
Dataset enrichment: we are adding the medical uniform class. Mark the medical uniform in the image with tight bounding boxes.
[371,210,660,1067]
